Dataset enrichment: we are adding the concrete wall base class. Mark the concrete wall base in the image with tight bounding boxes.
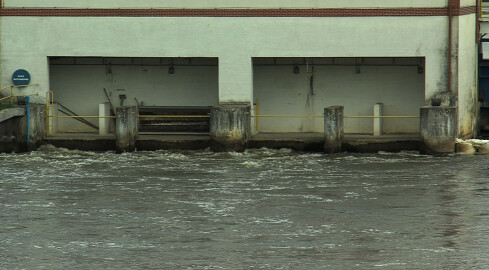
[116,106,138,153]
[324,106,344,153]
[420,106,457,154]
[210,104,251,152]
[0,105,45,153]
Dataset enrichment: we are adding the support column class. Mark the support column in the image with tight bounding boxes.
[99,103,111,135]
[116,106,138,153]
[324,106,344,154]
[218,56,253,104]
[373,103,383,136]
[210,104,251,152]
[420,106,457,154]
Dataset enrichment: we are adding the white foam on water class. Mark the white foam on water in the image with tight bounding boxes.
[374,262,407,267]
[242,161,260,167]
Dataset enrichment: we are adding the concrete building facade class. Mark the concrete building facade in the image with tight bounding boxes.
[0,0,480,138]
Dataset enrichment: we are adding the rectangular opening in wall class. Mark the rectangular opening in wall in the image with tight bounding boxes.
[48,57,218,134]
[252,57,425,134]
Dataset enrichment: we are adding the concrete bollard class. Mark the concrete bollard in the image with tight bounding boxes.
[99,103,111,135]
[210,103,251,152]
[420,106,457,154]
[373,103,383,136]
[116,106,138,153]
[324,106,344,154]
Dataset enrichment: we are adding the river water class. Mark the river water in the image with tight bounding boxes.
[1,146,489,269]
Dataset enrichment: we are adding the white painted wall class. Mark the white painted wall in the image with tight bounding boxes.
[0,16,449,103]
[457,14,478,137]
[50,59,218,132]
[254,59,424,134]
[0,16,464,133]
[460,0,477,7]
[4,0,449,9]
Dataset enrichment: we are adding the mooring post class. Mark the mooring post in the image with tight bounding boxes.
[420,106,457,154]
[99,103,111,135]
[324,106,344,154]
[210,103,251,152]
[116,106,138,153]
[373,103,383,136]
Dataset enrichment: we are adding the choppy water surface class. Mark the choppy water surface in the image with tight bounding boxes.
[1,146,489,269]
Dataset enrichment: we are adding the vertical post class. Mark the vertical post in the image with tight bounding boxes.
[48,103,58,135]
[324,106,344,154]
[210,103,251,152]
[116,106,138,153]
[373,103,383,136]
[99,103,111,135]
[420,106,457,154]
[255,98,260,132]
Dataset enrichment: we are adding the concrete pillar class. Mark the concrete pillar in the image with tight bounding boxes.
[210,103,251,152]
[116,106,138,153]
[18,104,46,151]
[324,106,344,154]
[218,56,253,104]
[99,103,111,135]
[420,106,457,154]
[373,103,383,136]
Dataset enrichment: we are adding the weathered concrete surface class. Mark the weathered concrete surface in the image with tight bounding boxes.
[250,133,420,153]
[22,104,46,151]
[0,108,24,122]
[0,105,45,153]
[44,133,116,151]
[44,132,421,153]
[210,104,251,152]
[324,106,344,154]
[116,106,138,153]
[0,109,23,153]
[420,106,457,154]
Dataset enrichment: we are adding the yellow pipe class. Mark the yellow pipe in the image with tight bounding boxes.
[249,115,418,119]
[344,116,419,119]
[50,115,116,119]
[45,91,55,136]
[0,95,10,102]
[481,0,484,18]
[0,84,40,92]
[13,93,39,97]
[137,115,210,118]
[251,115,323,118]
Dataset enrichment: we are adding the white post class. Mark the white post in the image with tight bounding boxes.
[373,103,383,136]
[99,103,111,135]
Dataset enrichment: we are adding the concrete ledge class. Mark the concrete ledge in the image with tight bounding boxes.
[42,132,421,153]
[0,108,24,123]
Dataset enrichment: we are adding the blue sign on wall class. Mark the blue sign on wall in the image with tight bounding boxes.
[12,69,31,86]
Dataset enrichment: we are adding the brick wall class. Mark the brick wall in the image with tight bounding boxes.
[0,0,476,17]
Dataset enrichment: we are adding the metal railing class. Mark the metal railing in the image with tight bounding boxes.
[137,115,210,118]
[0,84,40,104]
